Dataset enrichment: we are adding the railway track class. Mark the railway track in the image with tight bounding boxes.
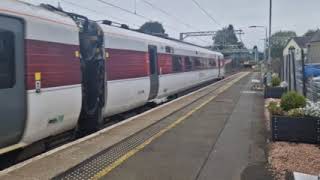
[0,72,241,171]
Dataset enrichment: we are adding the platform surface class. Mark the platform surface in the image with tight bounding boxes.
[95,73,272,180]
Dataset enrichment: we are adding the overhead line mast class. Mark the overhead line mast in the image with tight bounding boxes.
[180,30,244,41]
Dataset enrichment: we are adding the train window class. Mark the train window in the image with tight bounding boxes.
[184,57,192,71]
[209,59,217,67]
[202,58,209,69]
[0,30,15,89]
[193,57,201,69]
[149,46,157,75]
[165,46,174,53]
[172,55,183,72]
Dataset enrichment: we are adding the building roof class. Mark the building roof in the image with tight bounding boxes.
[310,31,320,43]
[293,36,312,48]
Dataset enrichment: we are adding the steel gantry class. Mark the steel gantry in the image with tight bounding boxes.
[179,29,244,42]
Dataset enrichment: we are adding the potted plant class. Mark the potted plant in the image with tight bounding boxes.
[264,74,287,99]
[268,92,320,144]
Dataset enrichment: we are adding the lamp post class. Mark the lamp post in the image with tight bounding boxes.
[248,25,268,87]
[251,0,273,85]
[248,26,268,62]
[268,0,272,85]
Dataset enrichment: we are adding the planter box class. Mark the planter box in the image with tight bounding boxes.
[271,115,320,144]
[264,87,287,99]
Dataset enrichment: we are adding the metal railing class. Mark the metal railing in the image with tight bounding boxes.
[306,77,320,102]
[295,61,304,95]
[282,50,320,102]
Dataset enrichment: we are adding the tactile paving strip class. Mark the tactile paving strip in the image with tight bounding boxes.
[52,76,238,180]
[52,120,172,180]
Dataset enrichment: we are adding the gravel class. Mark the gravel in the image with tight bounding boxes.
[268,142,320,180]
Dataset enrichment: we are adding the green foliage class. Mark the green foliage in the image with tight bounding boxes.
[139,21,166,35]
[214,24,241,50]
[268,101,283,115]
[271,76,281,87]
[288,108,305,117]
[303,29,318,37]
[280,92,306,111]
[270,31,297,59]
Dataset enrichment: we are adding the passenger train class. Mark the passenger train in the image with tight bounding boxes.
[0,0,227,155]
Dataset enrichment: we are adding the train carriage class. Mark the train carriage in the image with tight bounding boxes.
[101,24,224,117]
[0,0,225,155]
[0,0,82,154]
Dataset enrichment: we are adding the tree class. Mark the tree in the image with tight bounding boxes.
[237,41,245,49]
[138,21,166,35]
[303,29,318,37]
[213,24,244,50]
[270,31,297,59]
[214,24,238,48]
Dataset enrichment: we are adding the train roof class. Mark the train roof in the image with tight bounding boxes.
[99,23,223,57]
[7,0,77,27]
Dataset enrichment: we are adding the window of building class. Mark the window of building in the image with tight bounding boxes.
[184,57,192,71]
[172,55,183,72]
[0,31,15,89]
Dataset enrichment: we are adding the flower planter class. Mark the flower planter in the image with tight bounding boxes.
[264,87,287,99]
[271,115,320,144]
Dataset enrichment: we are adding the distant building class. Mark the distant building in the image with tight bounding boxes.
[219,48,251,72]
[283,36,311,61]
[282,36,312,93]
[307,31,320,64]
[281,31,320,95]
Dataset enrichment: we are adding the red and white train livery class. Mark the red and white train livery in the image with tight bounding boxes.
[0,0,226,155]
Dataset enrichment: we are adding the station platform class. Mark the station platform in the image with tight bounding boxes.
[0,72,273,180]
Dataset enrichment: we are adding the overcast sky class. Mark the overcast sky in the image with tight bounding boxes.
[22,0,320,50]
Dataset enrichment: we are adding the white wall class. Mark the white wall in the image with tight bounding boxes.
[283,39,306,61]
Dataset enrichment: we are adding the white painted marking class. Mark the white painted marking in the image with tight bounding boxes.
[241,91,259,94]
[27,84,82,93]
[293,172,319,180]
[0,143,27,156]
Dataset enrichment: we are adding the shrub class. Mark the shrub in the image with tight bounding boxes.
[288,108,304,117]
[268,101,283,115]
[280,92,306,111]
[271,76,281,87]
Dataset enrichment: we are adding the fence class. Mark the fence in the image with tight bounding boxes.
[282,49,320,102]
[306,78,320,102]
[295,59,304,95]
[282,50,302,93]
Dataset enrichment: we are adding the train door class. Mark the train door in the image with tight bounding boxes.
[218,57,221,77]
[0,16,26,148]
[148,45,159,100]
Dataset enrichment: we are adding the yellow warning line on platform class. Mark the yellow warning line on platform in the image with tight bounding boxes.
[92,72,250,180]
